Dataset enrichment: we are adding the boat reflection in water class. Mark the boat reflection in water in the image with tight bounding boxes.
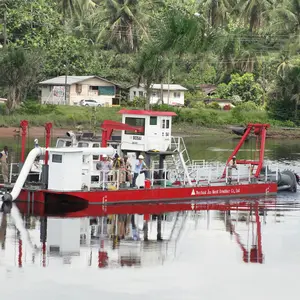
[0,197,297,268]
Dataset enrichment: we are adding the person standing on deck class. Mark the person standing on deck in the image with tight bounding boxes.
[96,154,112,187]
[131,155,149,188]
[227,155,237,184]
[0,146,9,184]
[124,155,132,185]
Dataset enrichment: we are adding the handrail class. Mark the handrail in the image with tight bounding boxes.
[3,159,280,192]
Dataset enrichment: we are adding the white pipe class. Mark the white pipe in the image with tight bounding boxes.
[11,147,44,201]
[8,146,116,201]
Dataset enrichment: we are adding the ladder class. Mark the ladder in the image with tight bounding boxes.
[169,136,192,185]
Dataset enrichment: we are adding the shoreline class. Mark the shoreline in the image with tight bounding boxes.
[0,125,299,139]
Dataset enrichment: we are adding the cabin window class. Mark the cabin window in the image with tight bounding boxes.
[65,141,72,147]
[78,142,89,147]
[150,116,157,125]
[166,119,170,129]
[92,143,100,160]
[125,117,145,135]
[52,154,62,163]
[162,119,165,129]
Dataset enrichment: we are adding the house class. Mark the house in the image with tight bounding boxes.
[196,84,217,96]
[129,84,188,106]
[39,76,120,106]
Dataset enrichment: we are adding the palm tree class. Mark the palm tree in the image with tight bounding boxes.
[236,0,274,32]
[199,0,235,28]
[97,0,149,53]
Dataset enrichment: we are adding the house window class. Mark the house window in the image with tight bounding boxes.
[98,86,115,96]
[112,97,120,105]
[166,120,170,129]
[152,92,157,97]
[125,117,145,135]
[133,91,136,96]
[52,154,62,163]
[90,86,98,91]
[174,92,181,98]
[150,116,157,125]
[139,91,144,97]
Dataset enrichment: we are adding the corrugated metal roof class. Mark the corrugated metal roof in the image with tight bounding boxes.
[129,83,188,91]
[118,109,177,116]
[151,84,187,91]
[39,76,117,86]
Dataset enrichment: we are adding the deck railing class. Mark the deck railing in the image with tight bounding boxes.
[1,162,279,190]
[91,163,279,191]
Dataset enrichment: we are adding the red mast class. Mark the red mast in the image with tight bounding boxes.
[223,123,270,178]
[20,120,28,163]
[44,122,52,165]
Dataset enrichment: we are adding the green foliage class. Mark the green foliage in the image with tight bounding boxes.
[1,0,300,125]
[18,101,60,115]
[4,0,61,48]
[231,101,261,123]
[131,97,146,108]
[215,73,264,105]
[184,91,206,107]
[0,48,44,112]
[267,65,300,123]
[206,102,221,109]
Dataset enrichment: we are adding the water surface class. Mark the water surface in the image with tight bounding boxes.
[1,135,300,299]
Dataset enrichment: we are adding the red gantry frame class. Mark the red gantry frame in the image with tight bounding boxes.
[100,120,144,148]
[222,123,270,179]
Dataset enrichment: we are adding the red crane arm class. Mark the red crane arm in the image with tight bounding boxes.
[222,123,270,178]
[100,120,144,148]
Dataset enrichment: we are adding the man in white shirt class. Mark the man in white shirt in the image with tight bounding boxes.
[131,155,148,188]
[227,155,237,184]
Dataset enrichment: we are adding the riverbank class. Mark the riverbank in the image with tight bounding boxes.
[0,124,299,139]
[172,124,300,139]
[0,104,299,139]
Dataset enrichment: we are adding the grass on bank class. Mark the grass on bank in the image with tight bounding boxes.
[0,102,296,129]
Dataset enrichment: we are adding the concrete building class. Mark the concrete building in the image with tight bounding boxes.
[129,84,188,106]
[39,76,120,106]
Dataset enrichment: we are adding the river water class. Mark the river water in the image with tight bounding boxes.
[1,135,300,300]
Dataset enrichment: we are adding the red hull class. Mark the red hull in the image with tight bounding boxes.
[16,182,277,217]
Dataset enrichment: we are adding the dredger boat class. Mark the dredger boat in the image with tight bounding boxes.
[0,109,299,215]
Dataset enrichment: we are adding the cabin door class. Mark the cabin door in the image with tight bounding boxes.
[147,116,160,150]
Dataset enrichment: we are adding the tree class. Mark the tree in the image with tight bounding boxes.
[2,0,61,48]
[97,0,149,53]
[133,44,171,109]
[268,65,300,122]
[215,73,264,104]
[0,48,44,112]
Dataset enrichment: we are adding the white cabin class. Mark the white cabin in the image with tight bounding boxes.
[119,109,177,152]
